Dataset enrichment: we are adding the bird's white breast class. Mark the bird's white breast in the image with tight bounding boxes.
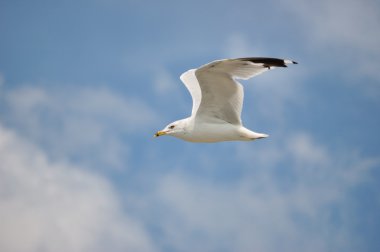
[178,121,248,143]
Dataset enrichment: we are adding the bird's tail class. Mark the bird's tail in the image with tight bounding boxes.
[252,133,269,140]
[240,127,269,140]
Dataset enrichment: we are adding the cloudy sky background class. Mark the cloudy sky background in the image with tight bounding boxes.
[1,0,379,251]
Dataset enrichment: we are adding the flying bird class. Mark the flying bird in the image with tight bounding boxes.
[154,57,297,142]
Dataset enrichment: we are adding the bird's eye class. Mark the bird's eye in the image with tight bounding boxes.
[169,125,175,129]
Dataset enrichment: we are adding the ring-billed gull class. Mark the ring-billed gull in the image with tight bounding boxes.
[154,57,297,142]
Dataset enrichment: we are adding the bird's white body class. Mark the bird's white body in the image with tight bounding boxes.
[169,117,268,143]
[155,57,297,143]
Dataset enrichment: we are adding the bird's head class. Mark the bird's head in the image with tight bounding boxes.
[154,119,188,138]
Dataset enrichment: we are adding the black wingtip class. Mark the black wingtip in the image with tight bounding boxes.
[238,57,288,68]
[238,57,298,68]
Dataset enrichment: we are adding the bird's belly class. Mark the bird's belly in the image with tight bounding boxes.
[179,123,246,143]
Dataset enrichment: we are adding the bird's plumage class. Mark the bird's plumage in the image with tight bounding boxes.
[155,57,297,142]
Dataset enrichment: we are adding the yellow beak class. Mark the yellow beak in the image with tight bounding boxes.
[154,131,167,137]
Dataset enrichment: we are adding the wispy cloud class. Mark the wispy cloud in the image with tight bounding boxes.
[4,85,159,170]
[283,0,380,83]
[0,124,155,252]
[153,68,179,96]
[285,0,380,52]
[132,132,378,252]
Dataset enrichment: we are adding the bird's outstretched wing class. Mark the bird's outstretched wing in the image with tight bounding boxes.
[180,69,201,117]
[180,57,297,125]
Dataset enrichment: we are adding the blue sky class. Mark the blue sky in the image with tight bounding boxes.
[1,0,380,251]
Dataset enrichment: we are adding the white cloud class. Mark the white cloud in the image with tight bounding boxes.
[287,133,330,166]
[4,85,158,170]
[244,65,305,126]
[283,0,380,82]
[136,132,378,252]
[223,33,290,59]
[286,0,380,52]
[0,124,155,252]
[223,33,258,58]
[153,68,179,96]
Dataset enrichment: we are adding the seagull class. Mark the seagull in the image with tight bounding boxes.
[154,57,297,142]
